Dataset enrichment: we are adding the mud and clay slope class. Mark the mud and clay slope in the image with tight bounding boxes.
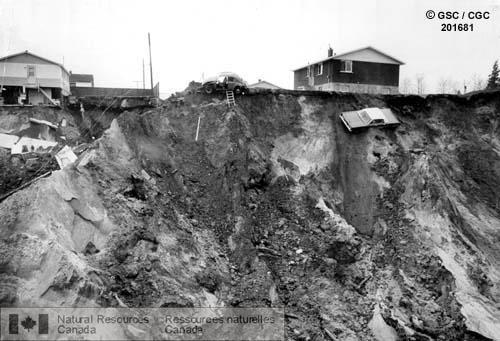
[0,91,499,340]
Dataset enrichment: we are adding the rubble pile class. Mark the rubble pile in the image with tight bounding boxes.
[0,90,499,340]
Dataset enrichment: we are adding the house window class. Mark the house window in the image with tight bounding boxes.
[27,65,35,77]
[340,60,352,73]
[317,63,323,75]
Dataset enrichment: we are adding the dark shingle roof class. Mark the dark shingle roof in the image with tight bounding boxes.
[293,46,404,71]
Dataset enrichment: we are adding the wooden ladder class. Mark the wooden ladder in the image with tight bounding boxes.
[226,90,235,107]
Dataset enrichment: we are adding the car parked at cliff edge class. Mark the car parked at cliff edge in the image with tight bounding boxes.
[340,107,400,132]
[202,72,249,95]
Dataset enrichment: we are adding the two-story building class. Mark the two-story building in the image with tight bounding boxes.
[293,46,404,94]
[0,50,70,105]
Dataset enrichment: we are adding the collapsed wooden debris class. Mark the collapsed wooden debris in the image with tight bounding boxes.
[10,136,57,154]
[55,145,78,169]
[29,117,58,129]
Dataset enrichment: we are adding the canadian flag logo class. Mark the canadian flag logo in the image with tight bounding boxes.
[8,314,48,334]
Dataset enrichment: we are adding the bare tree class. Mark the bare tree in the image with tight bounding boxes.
[470,74,485,91]
[400,77,414,94]
[438,78,461,94]
[415,74,426,95]
[449,80,461,94]
[437,78,450,93]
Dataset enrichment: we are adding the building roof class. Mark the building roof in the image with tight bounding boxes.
[292,46,404,71]
[248,80,281,89]
[70,73,94,83]
[0,50,70,75]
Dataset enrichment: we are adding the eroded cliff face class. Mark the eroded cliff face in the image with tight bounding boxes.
[0,91,499,340]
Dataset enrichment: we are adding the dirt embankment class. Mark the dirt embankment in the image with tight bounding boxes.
[0,90,499,340]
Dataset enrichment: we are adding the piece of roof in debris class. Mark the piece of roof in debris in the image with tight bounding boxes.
[0,133,20,150]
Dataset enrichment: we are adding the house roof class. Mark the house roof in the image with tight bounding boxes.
[248,80,281,89]
[292,46,404,71]
[70,73,94,83]
[0,50,70,75]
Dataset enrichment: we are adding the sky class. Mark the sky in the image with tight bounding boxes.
[0,0,499,97]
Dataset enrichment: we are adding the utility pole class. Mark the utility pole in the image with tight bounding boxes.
[142,59,145,89]
[148,33,154,91]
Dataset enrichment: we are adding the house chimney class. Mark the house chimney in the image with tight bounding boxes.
[327,45,333,57]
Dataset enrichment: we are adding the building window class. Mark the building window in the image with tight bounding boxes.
[317,63,323,75]
[27,65,35,77]
[340,60,352,73]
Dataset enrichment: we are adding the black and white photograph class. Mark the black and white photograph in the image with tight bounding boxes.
[0,0,499,340]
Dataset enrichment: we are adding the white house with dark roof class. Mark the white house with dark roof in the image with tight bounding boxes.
[0,50,70,105]
[248,79,282,90]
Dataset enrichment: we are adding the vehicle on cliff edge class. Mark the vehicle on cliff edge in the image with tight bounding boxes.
[340,107,400,132]
[201,72,249,95]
